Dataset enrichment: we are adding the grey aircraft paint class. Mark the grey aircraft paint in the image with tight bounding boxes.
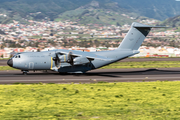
[7,22,166,74]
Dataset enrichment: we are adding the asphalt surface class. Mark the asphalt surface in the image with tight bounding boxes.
[0,60,7,66]
[1,58,180,66]
[1,68,180,84]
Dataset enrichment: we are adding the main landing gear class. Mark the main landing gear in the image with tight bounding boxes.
[22,70,29,75]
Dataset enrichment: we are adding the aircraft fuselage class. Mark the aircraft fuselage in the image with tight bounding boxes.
[7,49,139,73]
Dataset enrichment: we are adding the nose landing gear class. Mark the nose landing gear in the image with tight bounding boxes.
[22,70,29,75]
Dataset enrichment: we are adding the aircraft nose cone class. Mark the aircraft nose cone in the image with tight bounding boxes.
[7,59,13,67]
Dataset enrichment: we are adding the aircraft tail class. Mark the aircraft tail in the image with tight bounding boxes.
[118,22,166,50]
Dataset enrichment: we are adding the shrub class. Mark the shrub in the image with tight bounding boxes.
[75,89,79,94]
[77,112,83,116]
[98,81,108,83]
[63,87,67,90]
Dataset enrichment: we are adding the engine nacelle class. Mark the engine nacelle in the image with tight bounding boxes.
[73,57,90,65]
[53,54,69,68]
[59,55,69,63]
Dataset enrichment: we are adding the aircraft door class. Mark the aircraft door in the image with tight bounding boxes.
[29,62,34,69]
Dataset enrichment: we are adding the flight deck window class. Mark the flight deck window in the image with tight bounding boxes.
[15,55,21,58]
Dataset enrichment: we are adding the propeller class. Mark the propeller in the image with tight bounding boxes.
[53,53,61,69]
[53,51,74,68]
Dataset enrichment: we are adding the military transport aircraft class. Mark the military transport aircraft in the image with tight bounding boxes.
[7,22,165,74]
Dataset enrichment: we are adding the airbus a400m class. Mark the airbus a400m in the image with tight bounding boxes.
[7,22,165,74]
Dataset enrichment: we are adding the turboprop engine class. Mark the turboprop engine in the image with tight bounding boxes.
[53,52,74,68]
[53,51,90,68]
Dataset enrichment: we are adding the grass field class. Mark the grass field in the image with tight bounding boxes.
[0,66,17,71]
[1,81,180,119]
[101,61,180,69]
[0,58,9,60]
[1,61,180,71]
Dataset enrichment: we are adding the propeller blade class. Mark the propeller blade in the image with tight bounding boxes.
[53,53,61,69]
[68,52,74,65]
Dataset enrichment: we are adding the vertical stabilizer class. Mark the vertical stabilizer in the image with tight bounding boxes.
[118,22,163,50]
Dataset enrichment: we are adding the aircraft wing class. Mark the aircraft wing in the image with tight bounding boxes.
[57,51,114,61]
[85,55,113,61]
[133,22,168,28]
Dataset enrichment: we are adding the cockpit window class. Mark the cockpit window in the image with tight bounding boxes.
[12,55,16,58]
[12,53,21,58]
[15,55,21,58]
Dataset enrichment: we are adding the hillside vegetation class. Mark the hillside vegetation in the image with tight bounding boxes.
[112,0,180,21]
[56,1,140,25]
[160,15,180,27]
[0,0,180,24]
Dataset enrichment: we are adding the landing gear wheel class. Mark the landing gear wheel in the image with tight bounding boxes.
[22,70,29,75]
[23,72,27,75]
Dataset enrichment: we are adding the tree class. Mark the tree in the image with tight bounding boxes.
[116,22,121,26]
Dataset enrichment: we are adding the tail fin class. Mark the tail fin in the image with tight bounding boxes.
[118,22,166,50]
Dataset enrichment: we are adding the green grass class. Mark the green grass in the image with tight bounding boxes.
[1,81,180,119]
[0,66,18,71]
[0,58,9,60]
[101,61,180,69]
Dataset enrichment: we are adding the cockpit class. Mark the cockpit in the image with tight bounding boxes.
[13,53,21,58]
[15,55,21,58]
[7,53,23,67]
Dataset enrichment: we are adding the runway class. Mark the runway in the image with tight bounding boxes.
[1,68,180,84]
[0,60,7,66]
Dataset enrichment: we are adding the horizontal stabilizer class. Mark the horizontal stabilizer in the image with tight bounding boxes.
[133,22,168,28]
